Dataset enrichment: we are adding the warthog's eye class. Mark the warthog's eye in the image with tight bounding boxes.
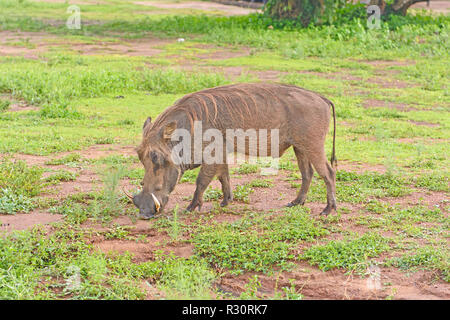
[149,151,166,170]
[150,151,159,164]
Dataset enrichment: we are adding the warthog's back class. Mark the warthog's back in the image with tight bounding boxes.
[152,82,332,133]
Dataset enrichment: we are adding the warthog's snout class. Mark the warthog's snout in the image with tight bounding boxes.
[132,192,162,220]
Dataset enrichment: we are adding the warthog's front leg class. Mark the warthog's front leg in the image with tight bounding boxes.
[186,164,216,212]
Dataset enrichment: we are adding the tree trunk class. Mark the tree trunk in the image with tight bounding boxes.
[368,0,432,16]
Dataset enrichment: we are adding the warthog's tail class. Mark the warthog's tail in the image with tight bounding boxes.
[320,96,337,170]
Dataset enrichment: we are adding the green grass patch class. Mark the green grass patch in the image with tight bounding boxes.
[193,207,327,274]
[0,226,216,299]
[387,246,449,282]
[45,153,84,166]
[0,159,44,197]
[301,233,391,272]
[45,170,78,183]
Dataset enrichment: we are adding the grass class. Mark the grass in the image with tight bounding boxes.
[0,159,44,197]
[0,188,35,214]
[301,233,391,272]
[157,256,216,299]
[193,221,293,275]
[387,246,449,282]
[303,170,412,205]
[0,56,229,108]
[193,207,328,275]
[0,226,217,299]
[233,184,254,203]
[248,178,274,188]
[0,227,144,299]
[45,153,84,166]
[0,99,11,112]
[45,170,78,183]
[0,159,44,214]
[235,162,259,174]
[179,168,199,183]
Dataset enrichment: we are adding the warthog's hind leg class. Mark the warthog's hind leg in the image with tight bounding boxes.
[287,147,314,208]
[311,154,337,216]
[217,164,232,207]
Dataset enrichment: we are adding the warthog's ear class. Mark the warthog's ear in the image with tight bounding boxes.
[143,117,152,130]
[163,121,177,140]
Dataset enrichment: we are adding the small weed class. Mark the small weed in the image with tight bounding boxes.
[49,199,88,224]
[0,159,44,198]
[104,224,132,240]
[101,165,126,219]
[248,178,274,188]
[45,153,83,166]
[204,187,223,202]
[236,163,259,175]
[157,256,216,299]
[168,205,181,240]
[45,170,78,183]
[0,99,11,112]
[239,275,262,300]
[233,184,254,203]
[0,188,35,214]
[180,168,199,184]
[273,279,303,300]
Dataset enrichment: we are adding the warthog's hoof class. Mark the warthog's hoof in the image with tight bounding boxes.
[186,201,202,212]
[320,205,336,216]
[220,196,233,207]
[285,200,305,208]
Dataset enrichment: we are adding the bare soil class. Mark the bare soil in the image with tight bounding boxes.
[218,262,449,299]
[133,1,259,16]
[411,1,450,13]
[363,99,418,111]
[0,210,63,232]
[0,32,172,58]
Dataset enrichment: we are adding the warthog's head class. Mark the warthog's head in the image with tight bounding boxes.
[131,117,181,219]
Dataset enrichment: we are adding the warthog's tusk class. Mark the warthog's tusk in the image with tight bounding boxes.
[151,193,161,212]
[122,187,134,200]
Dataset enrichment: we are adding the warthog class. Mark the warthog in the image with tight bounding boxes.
[130,83,336,219]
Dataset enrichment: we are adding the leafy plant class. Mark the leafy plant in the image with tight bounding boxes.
[301,233,391,272]
[0,99,11,112]
[387,246,449,282]
[0,188,34,214]
[233,184,254,203]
